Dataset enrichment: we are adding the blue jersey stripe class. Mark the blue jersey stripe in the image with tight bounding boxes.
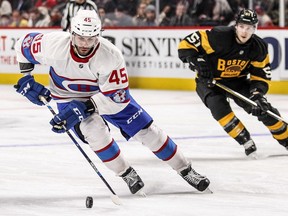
[95,140,121,162]
[21,33,41,64]
[153,137,177,161]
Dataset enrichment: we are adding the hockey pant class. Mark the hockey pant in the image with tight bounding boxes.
[74,113,189,175]
[196,79,288,147]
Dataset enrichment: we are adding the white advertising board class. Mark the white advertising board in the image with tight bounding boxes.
[1,28,288,80]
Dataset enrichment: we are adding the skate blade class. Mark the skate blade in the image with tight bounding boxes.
[204,187,213,194]
[247,152,258,159]
[136,189,147,197]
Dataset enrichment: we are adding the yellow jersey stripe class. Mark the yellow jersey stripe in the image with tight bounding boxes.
[250,54,270,68]
[218,112,235,127]
[228,122,245,138]
[272,127,288,140]
[267,121,285,131]
[178,40,198,52]
[199,31,215,54]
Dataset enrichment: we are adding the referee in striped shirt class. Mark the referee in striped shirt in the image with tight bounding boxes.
[61,0,98,31]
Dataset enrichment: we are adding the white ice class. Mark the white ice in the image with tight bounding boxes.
[0,85,288,216]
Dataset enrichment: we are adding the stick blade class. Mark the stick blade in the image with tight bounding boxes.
[110,194,122,205]
[136,189,147,197]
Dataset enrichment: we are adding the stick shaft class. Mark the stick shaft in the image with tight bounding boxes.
[214,81,288,124]
[40,97,119,196]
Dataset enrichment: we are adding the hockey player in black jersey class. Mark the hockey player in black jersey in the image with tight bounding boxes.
[178,9,288,157]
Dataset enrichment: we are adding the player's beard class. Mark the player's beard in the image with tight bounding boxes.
[71,34,99,58]
[73,45,96,58]
[75,45,95,57]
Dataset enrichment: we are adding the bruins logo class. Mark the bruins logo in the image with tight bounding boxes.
[220,65,241,77]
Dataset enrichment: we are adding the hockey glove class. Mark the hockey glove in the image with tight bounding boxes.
[186,56,214,88]
[14,75,51,106]
[50,100,95,133]
[186,56,211,78]
[249,91,269,116]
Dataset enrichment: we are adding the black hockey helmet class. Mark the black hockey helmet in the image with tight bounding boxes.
[236,9,258,25]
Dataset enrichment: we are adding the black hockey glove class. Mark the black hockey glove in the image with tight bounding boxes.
[249,91,269,116]
[186,56,214,88]
[186,56,211,78]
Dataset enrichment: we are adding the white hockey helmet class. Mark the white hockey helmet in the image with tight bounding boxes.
[70,9,101,37]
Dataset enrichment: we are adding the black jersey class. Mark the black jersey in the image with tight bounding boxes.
[178,26,271,93]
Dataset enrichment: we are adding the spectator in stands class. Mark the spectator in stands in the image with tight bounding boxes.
[132,2,147,26]
[186,0,202,20]
[102,0,117,14]
[98,6,113,27]
[169,2,193,26]
[227,0,247,14]
[194,0,233,26]
[111,5,133,26]
[193,0,217,26]
[255,4,274,27]
[27,6,51,27]
[51,0,67,14]
[141,0,154,6]
[0,14,11,26]
[9,9,28,27]
[206,0,234,25]
[117,0,138,17]
[0,0,12,17]
[259,0,276,14]
[49,6,62,27]
[140,4,157,26]
[11,0,33,13]
[212,0,234,25]
[158,5,173,26]
[61,0,98,31]
[256,0,278,26]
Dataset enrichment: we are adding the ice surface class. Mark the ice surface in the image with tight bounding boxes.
[1,85,288,216]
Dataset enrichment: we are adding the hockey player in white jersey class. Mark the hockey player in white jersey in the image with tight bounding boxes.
[14,9,210,194]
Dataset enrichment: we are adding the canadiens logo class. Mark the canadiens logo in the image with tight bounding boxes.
[22,36,33,48]
[112,89,126,103]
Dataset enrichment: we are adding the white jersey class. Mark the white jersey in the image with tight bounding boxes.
[15,31,130,115]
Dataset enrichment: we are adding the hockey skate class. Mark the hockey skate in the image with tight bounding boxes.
[121,167,144,194]
[243,139,257,158]
[179,163,210,192]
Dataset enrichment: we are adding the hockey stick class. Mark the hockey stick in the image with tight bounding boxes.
[39,96,121,205]
[213,80,288,124]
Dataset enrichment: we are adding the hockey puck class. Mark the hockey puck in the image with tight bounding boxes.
[86,196,93,208]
